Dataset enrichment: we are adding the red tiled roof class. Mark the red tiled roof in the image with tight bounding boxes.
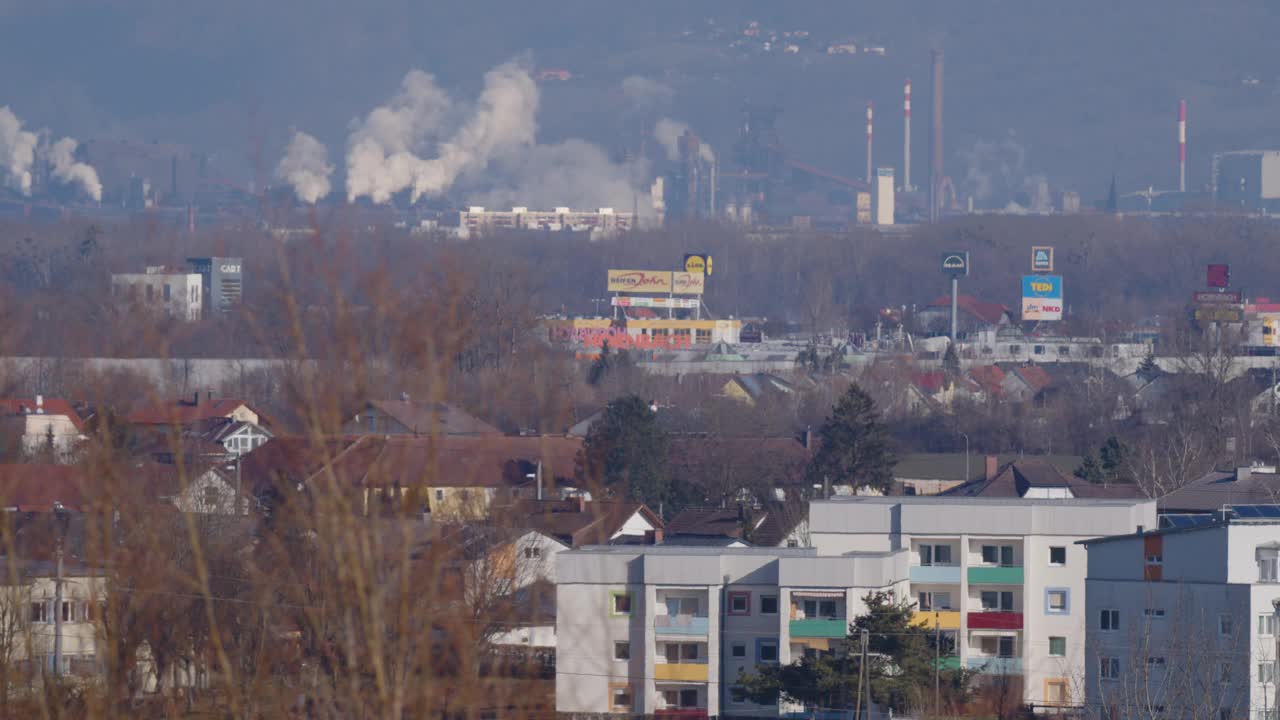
[0,399,86,431]
[0,465,88,512]
[364,400,501,436]
[1011,365,1053,394]
[127,398,258,426]
[910,370,946,393]
[967,365,1006,396]
[927,295,1011,325]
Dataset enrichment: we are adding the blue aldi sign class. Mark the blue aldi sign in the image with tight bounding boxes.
[1021,275,1063,321]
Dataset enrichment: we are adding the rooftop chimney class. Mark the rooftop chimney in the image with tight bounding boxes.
[1236,466,1253,484]
[903,78,912,191]
[866,101,874,184]
[985,455,999,482]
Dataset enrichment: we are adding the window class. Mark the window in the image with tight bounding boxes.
[614,642,630,660]
[1034,345,1045,355]
[680,689,699,708]
[146,285,154,301]
[523,546,541,559]
[610,591,631,617]
[1260,614,1276,636]
[731,642,746,658]
[1260,553,1278,582]
[1218,661,1232,683]
[728,591,750,615]
[918,592,952,611]
[1049,546,1066,566]
[1008,345,1021,355]
[1045,589,1069,614]
[30,602,47,624]
[1146,552,1163,565]
[666,597,698,616]
[998,636,1016,657]
[434,489,444,502]
[1100,656,1120,680]
[1261,662,1276,684]
[163,284,171,300]
[757,639,778,663]
[1048,636,1066,657]
[1045,678,1069,705]
[1100,609,1119,631]
[760,595,778,615]
[610,684,633,711]
[981,591,1014,611]
[203,486,221,509]
[664,643,700,663]
[1144,608,1166,619]
[1058,346,1070,356]
[1147,656,1166,666]
[981,544,1015,566]
[920,544,953,566]
[1220,614,1233,636]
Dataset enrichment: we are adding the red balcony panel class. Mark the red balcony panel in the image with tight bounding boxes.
[967,611,1023,630]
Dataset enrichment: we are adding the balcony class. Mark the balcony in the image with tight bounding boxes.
[656,711,709,720]
[935,656,963,671]
[966,656,1022,675]
[655,615,710,636]
[968,612,1023,630]
[654,663,708,682]
[967,566,1024,584]
[909,564,963,584]
[789,618,848,639]
[912,611,961,630]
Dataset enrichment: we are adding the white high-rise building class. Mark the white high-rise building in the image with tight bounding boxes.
[554,545,907,718]
[809,496,1156,710]
[1084,508,1280,720]
[874,167,895,225]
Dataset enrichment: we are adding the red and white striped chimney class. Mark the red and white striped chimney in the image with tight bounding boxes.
[903,79,911,191]
[866,101,874,184]
[1178,99,1187,193]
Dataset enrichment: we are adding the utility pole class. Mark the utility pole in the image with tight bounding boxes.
[861,628,870,720]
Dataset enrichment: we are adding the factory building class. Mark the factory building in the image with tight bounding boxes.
[448,206,634,238]
[110,267,203,321]
[662,130,717,223]
[1214,151,1280,213]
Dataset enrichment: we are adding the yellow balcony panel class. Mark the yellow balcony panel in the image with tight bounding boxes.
[654,663,708,682]
[912,611,961,630]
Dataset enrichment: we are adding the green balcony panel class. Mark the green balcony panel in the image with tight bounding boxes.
[789,618,848,639]
[967,566,1024,584]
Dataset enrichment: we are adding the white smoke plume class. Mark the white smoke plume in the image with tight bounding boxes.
[653,118,689,161]
[275,130,333,204]
[959,131,1048,211]
[473,139,650,215]
[345,63,538,203]
[622,76,674,109]
[345,69,453,203]
[45,137,102,202]
[0,107,38,196]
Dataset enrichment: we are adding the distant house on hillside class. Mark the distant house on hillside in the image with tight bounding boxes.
[941,457,1144,500]
[343,398,502,437]
[127,394,272,457]
[720,373,797,405]
[0,397,87,462]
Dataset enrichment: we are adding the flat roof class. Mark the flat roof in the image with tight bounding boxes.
[1080,517,1280,546]
[566,545,818,557]
[816,496,1149,508]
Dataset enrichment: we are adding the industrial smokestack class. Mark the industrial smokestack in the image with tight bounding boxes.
[903,79,911,192]
[929,50,944,222]
[1178,99,1187,193]
[866,101,874,184]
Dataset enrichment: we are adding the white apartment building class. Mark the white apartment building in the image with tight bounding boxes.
[555,545,907,718]
[110,266,202,321]
[809,496,1156,710]
[1084,509,1280,720]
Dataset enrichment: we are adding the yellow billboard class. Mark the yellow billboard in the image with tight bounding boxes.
[607,269,673,293]
[673,271,705,295]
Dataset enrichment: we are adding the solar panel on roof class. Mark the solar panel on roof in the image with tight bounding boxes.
[1226,504,1280,519]
[1159,514,1214,529]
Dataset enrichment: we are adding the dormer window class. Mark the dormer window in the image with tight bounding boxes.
[1258,545,1280,583]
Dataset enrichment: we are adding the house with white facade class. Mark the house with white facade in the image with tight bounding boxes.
[0,558,104,677]
[0,397,87,462]
[554,545,907,718]
[1083,508,1280,720]
[110,267,203,321]
[808,496,1156,710]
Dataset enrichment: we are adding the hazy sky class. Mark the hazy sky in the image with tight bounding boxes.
[1,0,1276,205]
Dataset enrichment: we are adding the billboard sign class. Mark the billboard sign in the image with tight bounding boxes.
[1194,307,1243,324]
[683,254,713,275]
[1207,263,1230,288]
[607,269,673,293]
[612,296,700,309]
[1192,291,1243,304]
[672,271,705,295]
[941,251,969,277]
[1031,246,1054,273]
[1021,275,1064,321]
